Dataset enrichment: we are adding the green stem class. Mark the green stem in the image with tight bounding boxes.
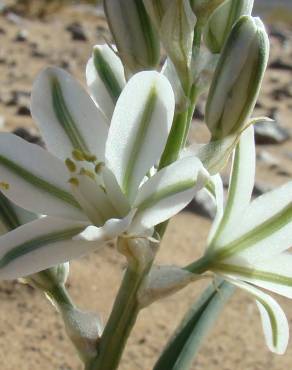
[45,283,75,311]
[87,265,150,370]
[192,20,203,53]
[159,110,189,169]
[183,85,200,146]
[184,255,211,275]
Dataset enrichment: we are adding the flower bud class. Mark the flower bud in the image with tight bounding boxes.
[190,0,226,21]
[204,0,254,53]
[62,306,103,362]
[145,0,196,92]
[143,0,169,30]
[205,16,269,140]
[23,263,69,292]
[103,0,160,74]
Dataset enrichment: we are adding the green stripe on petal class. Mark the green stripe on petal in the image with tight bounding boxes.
[0,226,84,269]
[122,86,157,196]
[208,126,255,249]
[0,192,21,230]
[257,297,278,349]
[93,47,123,103]
[31,67,109,161]
[228,278,288,354]
[105,71,175,203]
[0,217,102,279]
[137,178,195,211]
[213,202,292,261]
[215,263,292,288]
[51,77,89,153]
[131,156,208,232]
[0,154,80,210]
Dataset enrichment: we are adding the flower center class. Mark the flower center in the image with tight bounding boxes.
[65,150,120,226]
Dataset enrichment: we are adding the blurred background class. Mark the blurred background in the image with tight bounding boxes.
[0,1,292,369]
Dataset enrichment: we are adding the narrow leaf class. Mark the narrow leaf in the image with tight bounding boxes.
[153,280,234,370]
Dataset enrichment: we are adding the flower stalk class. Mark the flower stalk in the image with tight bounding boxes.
[87,237,155,370]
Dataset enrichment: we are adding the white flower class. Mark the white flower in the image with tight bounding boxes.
[0,64,208,280]
[86,44,126,121]
[193,126,292,354]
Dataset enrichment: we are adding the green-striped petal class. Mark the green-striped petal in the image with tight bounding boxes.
[105,71,175,202]
[0,192,36,235]
[216,253,292,299]
[75,209,136,242]
[131,156,208,232]
[206,174,224,244]
[86,44,126,120]
[0,133,86,221]
[210,181,292,263]
[31,67,109,161]
[0,217,95,279]
[208,126,255,249]
[227,278,289,354]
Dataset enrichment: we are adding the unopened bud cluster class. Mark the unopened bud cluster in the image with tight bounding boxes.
[103,0,269,142]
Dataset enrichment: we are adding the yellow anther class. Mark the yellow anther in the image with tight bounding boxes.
[68,177,79,186]
[72,149,85,161]
[80,168,95,180]
[0,182,9,190]
[65,158,77,172]
[95,162,105,174]
[83,152,97,163]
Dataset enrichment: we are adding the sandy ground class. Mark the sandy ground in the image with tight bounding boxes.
[0,3,292,370]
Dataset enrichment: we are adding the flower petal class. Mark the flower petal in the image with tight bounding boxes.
[31,66,109,161]
[212,181,292,263]
[227,278,289,355]
[131,156,209,232]
[102,167,131,216]
[217,253,292,299]
[69,171,120,226]
[74,209,136,241]
[0,217,97,280]
[0,133,86,221]
[208,126,255,249]
[86,44,126,120]
[105,71,175,202]
[161,58,187,111]
[207,174,224,244]
[0,191,36,233]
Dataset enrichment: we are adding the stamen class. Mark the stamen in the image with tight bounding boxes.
[0,182,9,190]
[83,152,97,162]
[80,168,95,180]
[95,162,105,174]
[68,177,79,186]
[65,158,77,172]
[72,149,85,161]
